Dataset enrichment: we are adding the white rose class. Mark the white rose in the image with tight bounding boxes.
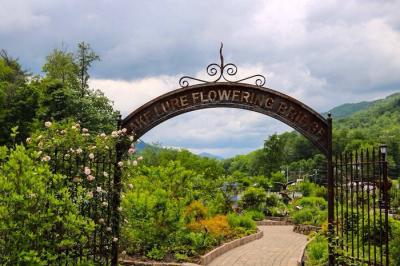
[44,121,52,128]
[84,167,91,175]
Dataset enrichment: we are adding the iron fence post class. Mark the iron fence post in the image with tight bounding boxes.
[327,113,335,266]
[380,144,389,266]
[112,115,123,266]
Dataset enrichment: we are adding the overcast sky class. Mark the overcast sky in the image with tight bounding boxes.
[1,0,399,157]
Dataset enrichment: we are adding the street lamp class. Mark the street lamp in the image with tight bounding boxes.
[380,144,387,156]
[380,144,387,162]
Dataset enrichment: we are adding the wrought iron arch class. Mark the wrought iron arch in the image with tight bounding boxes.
[122,83,330,155]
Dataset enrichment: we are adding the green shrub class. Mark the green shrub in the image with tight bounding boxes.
[0,146,94,265]
[227,213,256,231]
[240,187,267,210]
[306,233,328,265]
[244,210,265,221]
[390,218,400,266]
[146,246,166,260]
[297,197,327,210]
[174,253,189,261]
[291,208,327,226]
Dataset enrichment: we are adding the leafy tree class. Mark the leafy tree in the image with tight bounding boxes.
[0,52,40,145]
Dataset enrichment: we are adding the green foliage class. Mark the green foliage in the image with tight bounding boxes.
[390,219,400,266]
[306,233,328,266]
[0,145,94,265]
[227,213,256,232]
[0,44,119,148]
[296,181,327,199]
[239,186,267,211]
[243,210,265,221]
[146,246,166,261]
[290,194,328,226]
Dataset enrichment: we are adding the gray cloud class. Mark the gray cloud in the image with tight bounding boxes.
[1,0,400,157]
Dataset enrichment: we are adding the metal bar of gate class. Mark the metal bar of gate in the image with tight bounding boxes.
[327,114,335,266]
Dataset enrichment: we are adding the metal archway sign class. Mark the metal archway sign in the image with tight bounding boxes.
[122,82,330,155]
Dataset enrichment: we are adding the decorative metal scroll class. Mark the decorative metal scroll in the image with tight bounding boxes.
[179,43,266,87]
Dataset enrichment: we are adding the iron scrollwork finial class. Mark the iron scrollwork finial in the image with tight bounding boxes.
[179,43,266,87]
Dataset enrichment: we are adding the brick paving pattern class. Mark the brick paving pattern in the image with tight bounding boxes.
[209,226,307,266]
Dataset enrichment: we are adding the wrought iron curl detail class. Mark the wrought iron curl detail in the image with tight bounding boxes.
[179,43,266,87]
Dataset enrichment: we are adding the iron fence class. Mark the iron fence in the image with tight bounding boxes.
[49,147,120,265]
[333,147,390,266]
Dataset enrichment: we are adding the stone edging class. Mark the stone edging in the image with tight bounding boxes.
[119,259,200,266]
[256,219,292,226]
[296,235,316,266]
[119,231,263,266]
[200,230,264,265]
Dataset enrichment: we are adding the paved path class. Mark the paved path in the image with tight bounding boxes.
[209,226,307,266]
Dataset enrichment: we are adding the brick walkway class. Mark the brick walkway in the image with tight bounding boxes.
[209,226,307,266]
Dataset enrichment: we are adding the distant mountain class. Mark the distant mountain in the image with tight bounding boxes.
[135,140,149,152]
[198,152,223,160]
[323,100,374,119]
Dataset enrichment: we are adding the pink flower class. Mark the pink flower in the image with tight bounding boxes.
[84,167,91,175]
[87,175,95,182]
[41,155,51,162]
[128,148,135,154]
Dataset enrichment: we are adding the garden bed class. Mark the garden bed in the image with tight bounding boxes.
[120,230,263,266]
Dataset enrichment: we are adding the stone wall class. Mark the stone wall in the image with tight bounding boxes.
[293,224,320,235]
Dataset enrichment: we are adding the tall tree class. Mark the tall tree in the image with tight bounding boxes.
[75,42,100,97]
